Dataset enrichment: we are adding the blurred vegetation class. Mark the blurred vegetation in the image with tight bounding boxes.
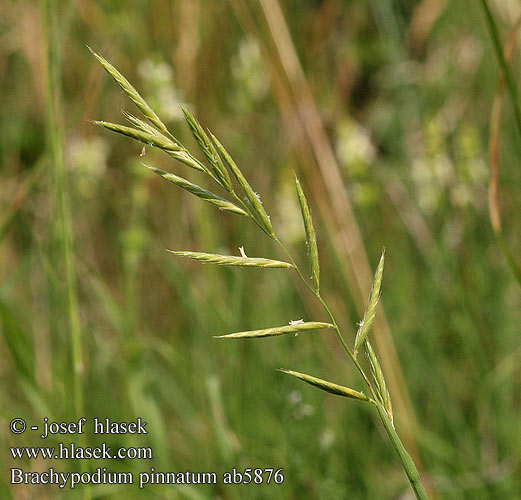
[1,1,521,499]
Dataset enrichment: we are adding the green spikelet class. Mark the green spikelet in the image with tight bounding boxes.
[354,248,385,355]
[294,173,320,292]
[214,321,334,339]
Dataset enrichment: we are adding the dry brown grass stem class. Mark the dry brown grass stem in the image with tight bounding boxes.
[489,13,521,234]
[488,12,521,286]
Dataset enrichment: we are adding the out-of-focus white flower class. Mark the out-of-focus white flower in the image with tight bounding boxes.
[319,427,335,452]
[67,136,109,198]
[336,119,376,175]
[231,36,269,109]
[138,59,185,122]
[411,119,486,214]
[288,390,315,420]
[274,175,305,244]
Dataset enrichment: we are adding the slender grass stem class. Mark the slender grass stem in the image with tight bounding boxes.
[375,402,429,499]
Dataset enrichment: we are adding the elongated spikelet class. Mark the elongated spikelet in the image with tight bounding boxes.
[95,121,181,152]
[145,165,247,216]
[169,250,293,268]
[181,108,232,192]
[214,321,334,339]
[365,341,393,426]
[279,369,372,402]
[294,174,320,291]
[89,47,169,135]
[122,111,181,144]
[97,120,206,172]
[166,150,210,174]
[354,248,385,355]
[210,133,275,239]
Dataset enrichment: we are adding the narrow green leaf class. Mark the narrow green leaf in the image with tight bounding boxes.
[279,369,371,402]
[181,107,232,191]
[365,341,393,426]
[294,173,320,291]
[169,250,293,268]
[145,165,246,216]
[89,47,169,135]
[95,121,181,152]
[211,133,276,238]
[354,248,385,355]
[214,321,334,339]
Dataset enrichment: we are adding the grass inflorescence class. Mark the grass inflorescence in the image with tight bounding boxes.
[91,48,429,499]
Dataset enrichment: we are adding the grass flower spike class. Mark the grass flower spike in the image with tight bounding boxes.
[92,49,429,500]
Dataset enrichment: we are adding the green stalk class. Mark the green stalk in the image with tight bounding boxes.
[375,402,429,499]
[479,0,521,140]
[40,2,89,499]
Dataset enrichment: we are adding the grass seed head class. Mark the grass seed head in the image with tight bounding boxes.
[169,250,293,268]
[279,369,372,402]
[89,47,169,135]
[365,341,393,425]
[210,133,276,239]
[145,165,247,216]
[95,121,181,152]
[354,247,385,355]
[214,321,334,339]
[181,107,232,192]
[294,173,320,292]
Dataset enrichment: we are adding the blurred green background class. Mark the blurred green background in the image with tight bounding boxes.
[1,0,521,499]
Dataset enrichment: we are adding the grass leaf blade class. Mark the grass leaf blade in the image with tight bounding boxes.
[279,369,371,402]
[214,321,334,339]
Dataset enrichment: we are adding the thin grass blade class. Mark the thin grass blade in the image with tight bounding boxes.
[214,321,334,339]
[354,248,385,355]
[89,47,170,135]
[279,369,371,402]
[210,133,275,238]
[145,165,246,216]
[169,250,293,268]
[182,107,232,191]
[294,173,320,291]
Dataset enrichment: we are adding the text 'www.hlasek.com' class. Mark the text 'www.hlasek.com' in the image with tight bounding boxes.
[9,417,284,489]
